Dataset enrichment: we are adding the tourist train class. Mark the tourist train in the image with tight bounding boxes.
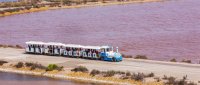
[25,41,123,62]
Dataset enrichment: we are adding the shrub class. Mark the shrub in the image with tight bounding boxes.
[131,73,145,81]
[0,60,8,65]
[25,62,46,70]
[25,6,32,10]
[154,77,161,82]
[134,55,148,59]
[15,45,23,49]
[46,64,61,71]
[71,66,88,73]
[126,71,131,76]
[7,45,15,48]
[15,62,24,68]
[162,75,168,80]
[0,44,7,48]
[146,72,154,77]
[31,63,46,70]
[170,58,177,62]
[116,71,125,74]
[164,75,197,85]
[181,59,192,63]
[103,70,116,77]
[187,82,197,85]
[25,62,34,67]
[165,76,176,85]
[122,54,132,58]
[121,75,130,79]
[90,69,100,76]
[47,64,57,71]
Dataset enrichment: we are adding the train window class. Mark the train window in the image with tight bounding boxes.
[103,49,106,52]
[106,48,109,52]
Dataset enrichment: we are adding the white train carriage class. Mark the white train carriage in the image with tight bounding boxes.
[25,41,123,62]
[81,46,101,59]
[63,44,82,57]
[45,42,65,55]
[25,41,45,54]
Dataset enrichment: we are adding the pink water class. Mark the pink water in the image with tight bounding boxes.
[0,0,200,62]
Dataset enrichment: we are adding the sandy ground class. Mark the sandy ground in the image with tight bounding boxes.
[0,48,200,83]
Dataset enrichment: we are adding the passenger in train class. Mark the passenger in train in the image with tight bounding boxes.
[52,45,55,54]
[56,46,60,54]
[33,45,36,53]
[28,45,31,51]
[38,45,41,53]
[41,45,44,54]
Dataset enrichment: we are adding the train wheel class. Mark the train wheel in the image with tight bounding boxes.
[112,58,116,62]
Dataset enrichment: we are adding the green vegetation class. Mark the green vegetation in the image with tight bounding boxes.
[46,64,63,71]
[14,62,63,71]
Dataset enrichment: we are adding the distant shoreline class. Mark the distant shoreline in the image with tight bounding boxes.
[0,0,162,17]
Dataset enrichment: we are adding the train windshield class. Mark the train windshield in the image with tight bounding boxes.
[101,46,113,52]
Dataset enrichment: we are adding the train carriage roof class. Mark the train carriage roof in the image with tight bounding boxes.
[25,41,45,45]
[25,41,112,49]
[46,42,65,46]
[65,44,83,48]
[82,46,101,49]
[101,46,110,48]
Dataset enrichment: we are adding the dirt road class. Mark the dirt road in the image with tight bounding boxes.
[0,48,200,83]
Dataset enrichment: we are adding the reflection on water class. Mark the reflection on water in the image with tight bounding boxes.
[0,71,95,85]
[0,0,200,62]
